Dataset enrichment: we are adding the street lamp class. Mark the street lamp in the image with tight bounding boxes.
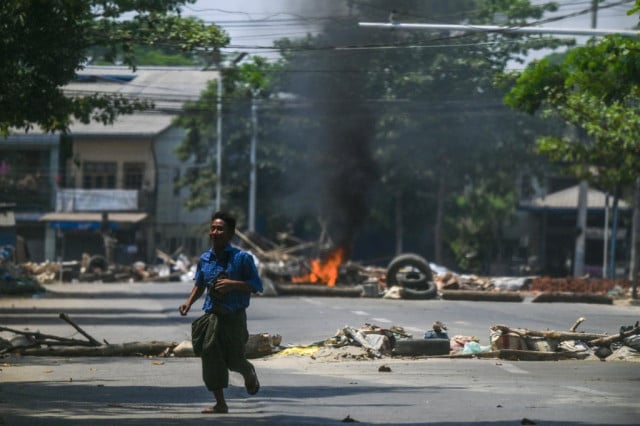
[214,52,247,211]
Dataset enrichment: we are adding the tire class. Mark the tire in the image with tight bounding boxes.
[397,271,428,289]
[402,282,438,300]
[87,255,109,272]
[393,338,450,356]
[386,253,433,288]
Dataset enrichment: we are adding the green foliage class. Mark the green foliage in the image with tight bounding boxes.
[173,56,287,220]
[505,35,640,192]
[447,176,517,272]
[171,1,575,270]
[265,0,565,265]
[91,45,199,66]
[0,0,228,134]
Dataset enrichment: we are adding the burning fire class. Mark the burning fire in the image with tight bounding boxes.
[292,246,345,287]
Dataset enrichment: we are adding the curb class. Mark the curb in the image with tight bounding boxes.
[439,290,524,302]
[531,292,613,304]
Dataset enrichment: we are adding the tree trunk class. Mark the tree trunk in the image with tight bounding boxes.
[629,177,640,299]
[394,194,403,256]
[434,172,446,264]
[21,341,176,357]
[491,324,608,342]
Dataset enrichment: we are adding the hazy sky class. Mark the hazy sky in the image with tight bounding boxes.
[183,0,638,58]
[182,0,343,59]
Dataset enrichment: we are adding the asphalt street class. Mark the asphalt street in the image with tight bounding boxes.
[1,282,639,425]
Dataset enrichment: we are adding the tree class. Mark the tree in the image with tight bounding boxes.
[173,56,288,228]
[505,33,640,286]
[269,0,569,269]
[170,1,574,272]
[505,35,640,191]
[0,0,229,135]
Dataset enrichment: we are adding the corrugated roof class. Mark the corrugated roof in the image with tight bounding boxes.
[522,185,630,210]
[64,66,216,135]
[68,112,175,135]
[65,66,217,107]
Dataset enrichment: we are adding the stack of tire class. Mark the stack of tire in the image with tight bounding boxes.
[385,253,437,300]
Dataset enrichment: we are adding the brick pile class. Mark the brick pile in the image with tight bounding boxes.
[531,277,631,294]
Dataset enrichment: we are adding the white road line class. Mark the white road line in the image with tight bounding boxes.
[497,362,529,375]
[351,310,369,316]
[371,317,392,324]
[564,386,612,396]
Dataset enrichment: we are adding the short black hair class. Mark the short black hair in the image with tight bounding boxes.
[211,211,236,232]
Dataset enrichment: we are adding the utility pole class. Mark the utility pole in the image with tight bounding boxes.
[573,180,587,277]
[630,177,640,298]
[248,93,258,232]
[212,52,247,211]
[215,74,222,211]
[573,0,599,277]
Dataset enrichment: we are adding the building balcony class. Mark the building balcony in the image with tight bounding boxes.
[0,184,54,212]
[55,189,154,213]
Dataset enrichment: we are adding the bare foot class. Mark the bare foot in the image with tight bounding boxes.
[201,405,228,414]
[245,365,260,395]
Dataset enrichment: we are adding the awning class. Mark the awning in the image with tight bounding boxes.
[520,185,631,212]
[39,212,147,231]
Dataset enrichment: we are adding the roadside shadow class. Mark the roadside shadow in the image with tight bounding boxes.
[0,378,612,426]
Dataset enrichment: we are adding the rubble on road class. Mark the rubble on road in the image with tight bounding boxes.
[1,311,638,363]
[0,313,282,359]
[273,318,640,363]
[1,228,636,305]
[0,248,195,294]
[0,258,46,295]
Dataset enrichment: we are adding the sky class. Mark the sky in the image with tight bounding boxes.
[181,0,344,59]
[181,0,639,61]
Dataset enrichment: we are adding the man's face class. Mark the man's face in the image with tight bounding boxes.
[209,218,232,248]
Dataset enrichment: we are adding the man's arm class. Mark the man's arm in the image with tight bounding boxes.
[213,278,255,295]
[179,285,205,316]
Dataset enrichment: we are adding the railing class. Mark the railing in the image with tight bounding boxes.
[0,186,54,212]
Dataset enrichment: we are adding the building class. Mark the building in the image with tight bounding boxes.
[1,66,218,264]
[518,184,632,278]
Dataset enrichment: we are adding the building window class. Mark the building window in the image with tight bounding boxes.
[82,161,116,188]
[124,162,145,189]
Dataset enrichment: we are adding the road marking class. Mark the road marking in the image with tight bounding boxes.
[564,386,611,396]
[497,363,529,375]
[371,317,392,324]
[352,310,368,316]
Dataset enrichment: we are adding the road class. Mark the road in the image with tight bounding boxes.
[1,281,639,425]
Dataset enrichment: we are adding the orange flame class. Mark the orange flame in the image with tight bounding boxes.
[292,246,345,287]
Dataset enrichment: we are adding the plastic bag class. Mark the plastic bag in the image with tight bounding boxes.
[462,341,491,354]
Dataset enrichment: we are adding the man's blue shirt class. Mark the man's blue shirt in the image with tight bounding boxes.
[194,245,263,313]
[424,330,449,339]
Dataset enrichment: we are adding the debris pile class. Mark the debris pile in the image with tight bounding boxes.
[483,319,640,362]
[435,273,532,292]
[1,249,195,293]
[274,318,640,363]
[531,276,632,296]
[0,313,282,359]
[2,227,636,306]
[2,312,639,363]
[0,255,46,295]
